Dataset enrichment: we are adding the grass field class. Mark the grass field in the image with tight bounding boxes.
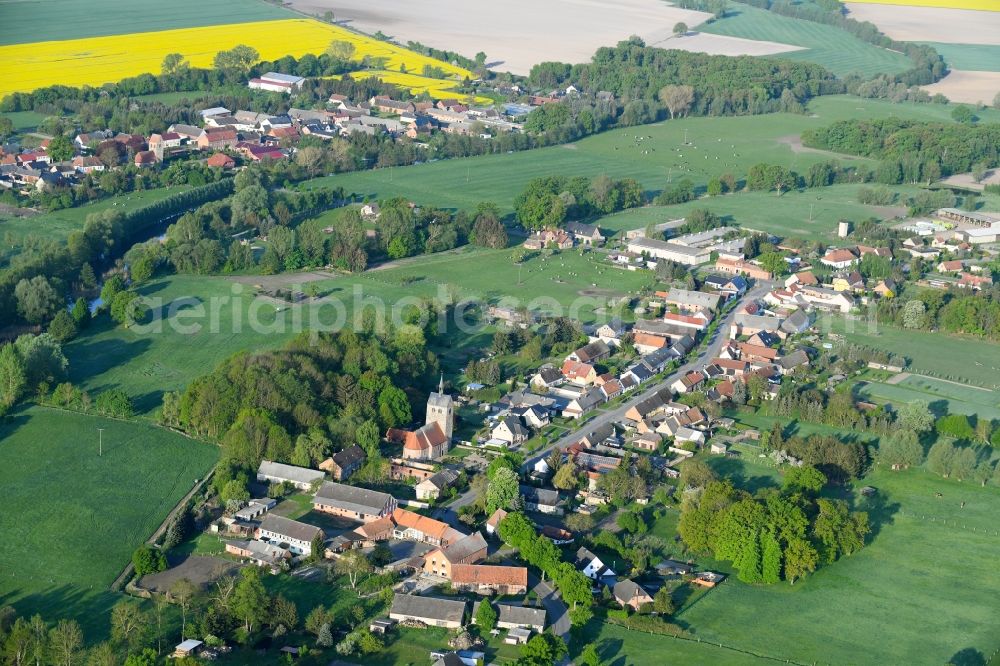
[699,4,913,78]
[579,623,778,665]
[2,110,47,130]
[855,374,1000,421]
[66,246,650,415]
[0,185,190,267]
[920,42,1000,71]
[304,95,1000,214]
[0,406,218,635]
[590,183,917,241]
[826,317,1000,389]
[0,17,472,98]
[0,0,292,45]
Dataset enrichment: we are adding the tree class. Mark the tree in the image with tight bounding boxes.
[475,599,498,632]
[652,586,675,615]
[486,466,521,513]
[110,291,144,326]
[579,643,602,666]
[377,386,411,428]
[0,343,27,408]
[161,53,190,76]
[679,458,716,489]
[305,606,334,637]
[316,623,334,647]
[170,578,198,640]
[15,276,63,324]
[758,252,787,277]
[519,633,567,666]
[71,297,91,328]
[673,22,688,35]
[213,44,259,75]
[783,537,818,584]
[897,400,934,433]
[878,429,923,470]
[950,105,975,124]
[232,567,270,633]
[48,620,82,666]
[110,601,148,653]
[356,419,381,458]
[272,595,299,632]
[552,462,579,490]
[335,550,372,590]
[658,84,694,119]
[132,546,166,576]
[783,466,826,495]
[472,210,508,249]
[48,310,78,343]
[0,116,13,142]
[326,40,357,61]
[902,300,926,329]
[936,414,975,440]
[47,135,75,162]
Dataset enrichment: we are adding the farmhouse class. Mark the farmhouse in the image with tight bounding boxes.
[256,515,323,556]
[451,565,529,595]
[564,221,605,245]
[568,340,611,364]
[312,481,397,522]
[576,547,616,583]
[523,228,573,250]
[389,595,467,629]
[225,540,291,568]
[491,416,530,446]
[671,371,705,394]
[820,248,858,269]
[256,461,325,490]
[319,445,366,481]
[424,532,489,578]
[715,258,772,281]
[391,508,464,546]
[561,359,597,384]
[520,485,562,514]
[662,289,721,312]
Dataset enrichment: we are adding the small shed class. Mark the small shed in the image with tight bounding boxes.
[369,618,394,634]
[505,627,533,645]
[173,639,203,657]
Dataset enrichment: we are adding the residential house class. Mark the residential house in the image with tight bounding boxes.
[590,318,628,347]
[312,481,397,522]
[512,405,550,429]
[562,388,604,420]
[738,343,779,364]
[704,273,749,296]
[663,310,711,332]
[624,388,674,423]
[319,445,366,481]
[71,156,104,174]
[424,532,489,578]
[564,221,605,245]
[576,547,616,584]
[523,228,573,250]
[451,565,528,595]
[389,595,467,629]
[530,366,564,389]
[520,485,561,514]
[820,248,858,269]
[872,279,896,299]
[937,260,964,273]
[491,416,530,446]
[392,508,464,546]
[197,128,238,150]
[561,359,597,384]
[485,508,508,535]
[779,309,812,336]
[613,580,654,611]
[671,371,705,394]
[256,514,323,556]
[415,469,461,501]
[568,340,611,365]
[134,151,157,168]
[632,331,670,354]
[832,272,865,293]
[206,152,236,169]
[371,96,416,114]
[257,461,325,490]
[778,350,810,375]
[958,272,993,290]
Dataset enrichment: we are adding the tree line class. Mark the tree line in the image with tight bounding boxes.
[513,174,645,229]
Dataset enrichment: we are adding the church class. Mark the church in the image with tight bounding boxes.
[386,376,454,461]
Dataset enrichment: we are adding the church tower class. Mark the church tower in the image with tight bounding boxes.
[426,373,454,441]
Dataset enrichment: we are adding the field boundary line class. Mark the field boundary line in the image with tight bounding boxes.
[608,622,816,666]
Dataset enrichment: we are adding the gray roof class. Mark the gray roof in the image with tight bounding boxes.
[441,532,488,563]
[574,339,610,363]
[778,349,810,369]
[390,595,467,623]
[664,288,721,310]
[534,367,562,384]
[735,314,783,331]
[260,71,305,84]
[496,416,529,439]
[613,579,651,602]
[628,237,709,258]
[473,602,546,629]
[565,220,603,238]
[519,484,559,506]
[780,309,812,334]
[312,481,394,515]
[258,514,323,544]
[332,445,367,468]
[422,469,460,490]
[257,461,325,486]
[427,391,453,409]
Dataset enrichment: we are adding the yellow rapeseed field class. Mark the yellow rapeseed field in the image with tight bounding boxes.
[335,70,490,103]
[0,19,472,98]
[847,0,999,10]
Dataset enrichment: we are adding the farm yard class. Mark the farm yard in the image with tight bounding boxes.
[0,406,218,636]
[0,16,472,99]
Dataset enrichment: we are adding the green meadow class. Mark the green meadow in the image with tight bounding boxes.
[0,406,218,636]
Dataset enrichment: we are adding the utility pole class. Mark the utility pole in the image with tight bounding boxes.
[98,428,104,457]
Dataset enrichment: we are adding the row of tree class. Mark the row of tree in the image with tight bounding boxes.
[514,174,645,229]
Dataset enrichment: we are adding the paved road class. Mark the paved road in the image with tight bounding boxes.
[434,283,771,528]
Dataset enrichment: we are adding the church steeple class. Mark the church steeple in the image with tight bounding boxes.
[438,372,444,394]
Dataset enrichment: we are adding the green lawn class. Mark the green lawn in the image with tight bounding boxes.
[675,468,1000,665]
[826,317,1000,390]
[0,405,218,636]
[1,110,47,130]
[307,95,1000,214]
[854,374,1000,422]
[592,183,919,241]
[581,623,779,665]
[920,43,1000,72]
[0,185,190,267]
[699,4,912,78]
[0,0,293,45]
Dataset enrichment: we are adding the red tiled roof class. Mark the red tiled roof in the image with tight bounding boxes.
[451,564,528,587]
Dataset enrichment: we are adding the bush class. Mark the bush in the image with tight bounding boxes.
[132,545,167,576]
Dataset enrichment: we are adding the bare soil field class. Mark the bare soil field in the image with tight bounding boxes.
[940,169,1000,191]
[921,69,1000,104]
[845,4,1000,45]
[289,0,712,74]
[655,31,803,56]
